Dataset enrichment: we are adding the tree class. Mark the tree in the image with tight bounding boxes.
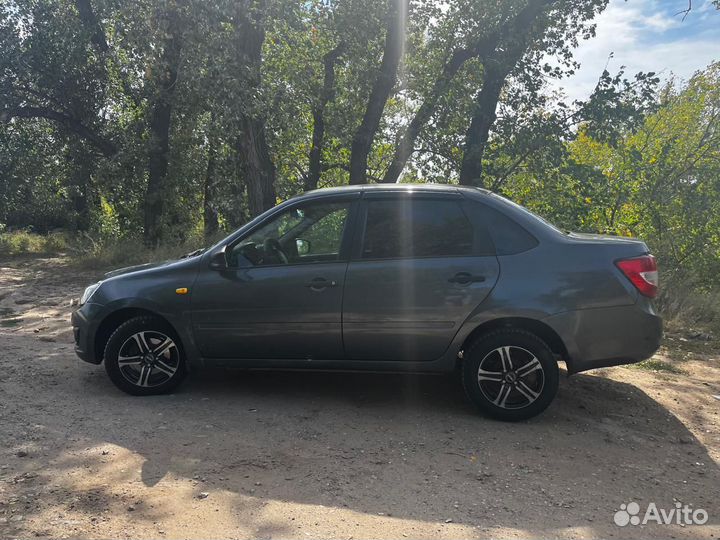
[381,0,552,184]
[232,1,277,217]
[306,41,345,191]
[348,0,409,184]
[457,0,608,186]
[143,2,184,246]
[2,0,718,283]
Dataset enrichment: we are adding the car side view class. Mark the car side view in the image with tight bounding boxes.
[71,184,663,420]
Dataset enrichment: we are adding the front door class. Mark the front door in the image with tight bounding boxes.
[192,197,356,360]
[342,195,500,361]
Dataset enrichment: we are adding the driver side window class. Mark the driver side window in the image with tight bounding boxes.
[229,201,351,267]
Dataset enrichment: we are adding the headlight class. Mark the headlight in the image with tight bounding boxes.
[79,282,102,306]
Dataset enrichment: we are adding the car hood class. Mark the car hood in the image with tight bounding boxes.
[104,258,187,279]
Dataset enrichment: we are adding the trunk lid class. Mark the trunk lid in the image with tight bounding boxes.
[564,232,650,258]
[566,232,647,247]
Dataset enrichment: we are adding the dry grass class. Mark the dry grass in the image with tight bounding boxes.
[657,279,720,336]
[627,358,687,375]
[0,228,224,271]
[0,230,69,256]
[70,237,208,270]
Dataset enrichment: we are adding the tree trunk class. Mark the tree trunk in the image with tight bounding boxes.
[458,0,555,187]
[381,48,473,183]
[143,10,182,247]
[307,42,345,191]
[238,116,276,217]
[382,0,554,184]
[68,146,94,232]
[458,64,505,187]
[74,0,109,53]
[349,0,408,185]
[307,108,325,192]
[234,2,276,217]
[203,128,219,239]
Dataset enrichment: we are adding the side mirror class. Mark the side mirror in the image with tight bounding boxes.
[296,238,311,256]
[208,248,228,270]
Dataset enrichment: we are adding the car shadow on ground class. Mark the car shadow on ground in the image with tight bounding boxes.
[3,350,720,538]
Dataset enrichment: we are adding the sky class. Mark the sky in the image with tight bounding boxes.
[552,0,720,102]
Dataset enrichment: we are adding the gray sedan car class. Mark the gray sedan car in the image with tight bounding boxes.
[71,184,662,420]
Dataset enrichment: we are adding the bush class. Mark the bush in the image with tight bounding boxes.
[656,278,720,334]
[0,229,69,256]
[69,229,225,270]
[70,237,186,269]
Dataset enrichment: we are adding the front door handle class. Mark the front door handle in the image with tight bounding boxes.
[448,272,486,285]
[305,277,337,291]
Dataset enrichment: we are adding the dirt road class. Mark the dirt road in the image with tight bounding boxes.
[1,256,719,539]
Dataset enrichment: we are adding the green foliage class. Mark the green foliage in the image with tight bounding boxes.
[569,65,720,288]
[496,62,720,327]
[0,229,69,255]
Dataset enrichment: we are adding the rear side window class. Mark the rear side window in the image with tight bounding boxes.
[472,203,538,255]
[362,199,473,259]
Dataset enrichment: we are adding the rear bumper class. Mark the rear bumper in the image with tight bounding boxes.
[71,303,103,364]
[543,297,663,374]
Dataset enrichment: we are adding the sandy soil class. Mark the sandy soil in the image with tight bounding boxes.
[0,256,719,539]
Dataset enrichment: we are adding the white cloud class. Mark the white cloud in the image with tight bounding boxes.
[548,0,720,102]
[642,11,680,31]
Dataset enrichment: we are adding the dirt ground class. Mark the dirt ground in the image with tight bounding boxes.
[0,256,719,540]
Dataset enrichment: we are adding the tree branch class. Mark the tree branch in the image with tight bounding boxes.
[675,0,692,21]
[1,106,117,157]
[74,0,110,53]
[381,0,555,183]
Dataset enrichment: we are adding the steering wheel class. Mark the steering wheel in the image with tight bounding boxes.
[263,238,289,264]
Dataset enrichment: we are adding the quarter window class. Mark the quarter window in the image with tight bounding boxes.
[465,202,538,255]
[361,199,473,259]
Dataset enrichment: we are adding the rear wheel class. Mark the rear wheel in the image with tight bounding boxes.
[462,328,559,421]
[104,316,187,395]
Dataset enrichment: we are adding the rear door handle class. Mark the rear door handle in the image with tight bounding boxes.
[305,277,337,291]
[448,272,486,285]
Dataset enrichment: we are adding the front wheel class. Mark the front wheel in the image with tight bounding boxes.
[104,316,187,395]
[461,328,559,421]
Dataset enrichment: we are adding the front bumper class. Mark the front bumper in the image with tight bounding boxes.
[543,296,663,374]
[71,303,103,364]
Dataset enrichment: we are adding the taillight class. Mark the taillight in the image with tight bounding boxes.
[615,254,658,298]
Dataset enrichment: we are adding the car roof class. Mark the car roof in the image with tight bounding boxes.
[296,183,557,241]
[303,183,491,197]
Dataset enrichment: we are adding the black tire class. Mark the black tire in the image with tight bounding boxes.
[461,328,559,421]
[104,316,187,396]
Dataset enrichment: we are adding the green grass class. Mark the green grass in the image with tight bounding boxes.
[628,359,686,375]
[0,230,68,256]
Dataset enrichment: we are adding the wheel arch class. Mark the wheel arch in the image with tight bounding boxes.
[94,308,180,363]
[458,317,570,368]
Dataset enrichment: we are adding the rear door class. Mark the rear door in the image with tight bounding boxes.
[342,193,500,361]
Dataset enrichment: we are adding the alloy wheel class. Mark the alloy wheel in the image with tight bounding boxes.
[476,345,545,410]
[117,330,180,388]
